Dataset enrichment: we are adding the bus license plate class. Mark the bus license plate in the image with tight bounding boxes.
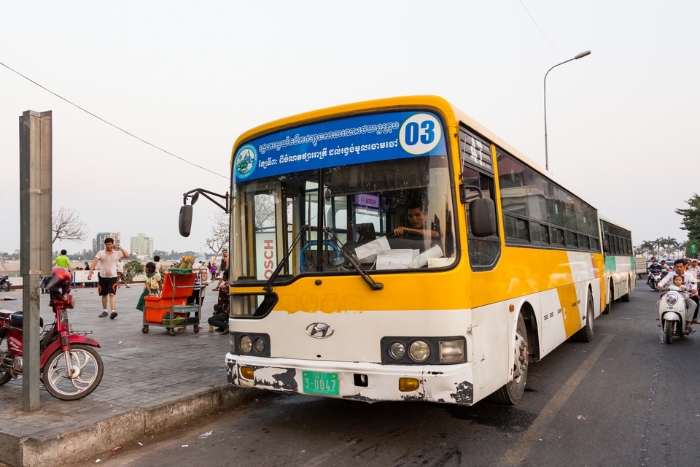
[302,371,339,396]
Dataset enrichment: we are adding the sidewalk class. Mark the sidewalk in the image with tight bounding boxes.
[0,285,260,467]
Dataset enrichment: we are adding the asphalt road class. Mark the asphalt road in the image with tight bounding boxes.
[69,284,700,467]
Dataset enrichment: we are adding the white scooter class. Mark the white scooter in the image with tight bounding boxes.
[658,285,693,344]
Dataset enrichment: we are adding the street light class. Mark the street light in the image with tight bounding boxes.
[544,50,591,172]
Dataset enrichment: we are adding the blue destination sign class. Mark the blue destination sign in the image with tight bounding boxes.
[233,111,447,182]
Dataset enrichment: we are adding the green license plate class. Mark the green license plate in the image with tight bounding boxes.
[302,371,339,395]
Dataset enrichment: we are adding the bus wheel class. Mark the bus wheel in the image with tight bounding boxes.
[620,279,631,302]
[573,295,595,342]
[490,313,528,405]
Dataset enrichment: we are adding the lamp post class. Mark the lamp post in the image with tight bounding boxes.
[544,50,591,172]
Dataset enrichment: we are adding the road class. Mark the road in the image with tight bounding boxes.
[69,285,700,467]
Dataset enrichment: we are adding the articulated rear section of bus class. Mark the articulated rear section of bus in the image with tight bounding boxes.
[224,104,491,405]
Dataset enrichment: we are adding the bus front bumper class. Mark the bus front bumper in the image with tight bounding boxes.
[225,353,475,405]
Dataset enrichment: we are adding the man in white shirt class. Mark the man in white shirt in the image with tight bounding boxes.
[88,237,130,319]
[657,259,698,327]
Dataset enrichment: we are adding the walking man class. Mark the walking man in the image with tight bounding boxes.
[88,238,130,319]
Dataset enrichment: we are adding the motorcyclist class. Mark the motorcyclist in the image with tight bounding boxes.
[657,259,698,329]
[647,260,664,286]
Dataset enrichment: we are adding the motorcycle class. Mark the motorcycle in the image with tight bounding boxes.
[658,285,694,344]
[648,271,662,290]
[0,267,103,400]
[0,275,11,292]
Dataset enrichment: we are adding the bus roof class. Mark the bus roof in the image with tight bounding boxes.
[231,95,598,209]
[598,214,632,233]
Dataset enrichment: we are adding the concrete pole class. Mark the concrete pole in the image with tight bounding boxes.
[19,110,53,412]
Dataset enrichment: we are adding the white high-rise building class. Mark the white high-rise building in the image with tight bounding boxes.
[130,233,154,257]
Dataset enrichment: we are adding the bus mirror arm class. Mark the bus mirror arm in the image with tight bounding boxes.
[459,184,483,204]
[323,227,383,291]
[182,188,230,214]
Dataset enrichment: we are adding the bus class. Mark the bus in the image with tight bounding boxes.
[599,216,635,313]
[219,96,605,406]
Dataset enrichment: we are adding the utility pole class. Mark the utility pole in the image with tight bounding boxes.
[19,110,53,412]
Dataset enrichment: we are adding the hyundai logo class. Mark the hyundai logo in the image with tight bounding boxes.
[306,322,334,338]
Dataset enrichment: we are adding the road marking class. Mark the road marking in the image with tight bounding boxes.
[497,334,614,466]
[302,438,360,467]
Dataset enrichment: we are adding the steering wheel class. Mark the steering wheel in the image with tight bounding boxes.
[300,241,341,272]
[390,228,426,238]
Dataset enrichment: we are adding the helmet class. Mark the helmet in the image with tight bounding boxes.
[41,267,72,295]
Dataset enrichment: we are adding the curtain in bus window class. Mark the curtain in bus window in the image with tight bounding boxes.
[327,157,438,197]
[497,153,548,222]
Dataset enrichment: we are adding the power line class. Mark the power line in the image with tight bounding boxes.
[519,0,566,60]
[0,60,227,180]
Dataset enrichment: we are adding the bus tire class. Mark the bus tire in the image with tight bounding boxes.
[490,313,528,405]
[620,278,631,302]
[573,295,594,342]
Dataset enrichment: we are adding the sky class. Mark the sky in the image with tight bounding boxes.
[1,1,699,257]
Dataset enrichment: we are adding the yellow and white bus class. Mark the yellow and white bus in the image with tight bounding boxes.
[222,96,604,405]
[599,216,635,313]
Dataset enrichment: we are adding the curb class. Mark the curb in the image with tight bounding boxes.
[0,385,265,467]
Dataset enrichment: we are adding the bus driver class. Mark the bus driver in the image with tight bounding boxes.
[393,202,440,238]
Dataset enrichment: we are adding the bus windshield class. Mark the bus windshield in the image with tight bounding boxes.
[232,111,457,282]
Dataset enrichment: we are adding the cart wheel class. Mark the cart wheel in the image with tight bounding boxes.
[169,328,176,336]
[193,325,200,333]
[142,325,149,334]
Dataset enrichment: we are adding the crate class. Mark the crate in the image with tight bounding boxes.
[168,268,192,275]
[161,273,196,298]
[143,297,187,324]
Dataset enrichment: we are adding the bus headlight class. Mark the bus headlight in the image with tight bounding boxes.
[439,340,465,363]
[409,340,430,362]
[389,342,406,359]
[239,335,253,353]
[253,337,266,353]
[231,332,271,357]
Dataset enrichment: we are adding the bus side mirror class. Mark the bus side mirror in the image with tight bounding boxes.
[179,205,193,237]
[469,198,497,237]
[602,239,609,253]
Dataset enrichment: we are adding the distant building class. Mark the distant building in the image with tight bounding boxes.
[130,233,154,257]
[93,232,121,254]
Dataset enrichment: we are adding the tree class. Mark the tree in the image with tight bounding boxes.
[52,207,88,244]
[639,240,655,257]
[676,194,700,257]
[205,212,230,259]
[124,260,144,282]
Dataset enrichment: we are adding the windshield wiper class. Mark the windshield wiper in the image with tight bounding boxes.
[322,227,383,291]
[263,225,309,292]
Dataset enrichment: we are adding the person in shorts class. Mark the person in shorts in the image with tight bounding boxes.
[88,237,130,319]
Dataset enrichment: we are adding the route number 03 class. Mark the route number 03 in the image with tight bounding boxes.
[399,113,442,155]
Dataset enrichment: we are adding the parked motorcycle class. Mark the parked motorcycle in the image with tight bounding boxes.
[0,275,11,292]
[658,285,693,344]
[0,267,103,400]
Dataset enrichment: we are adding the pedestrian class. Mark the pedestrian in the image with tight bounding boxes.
[88,237,130,319]
[116,258,130,288]
[53,249,72,272]
[208,280,230,335]
[136,262,161,312]
[208,261,217,281]
[213,249,229,291]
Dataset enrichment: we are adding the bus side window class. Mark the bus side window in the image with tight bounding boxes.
[463,166,501,270]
